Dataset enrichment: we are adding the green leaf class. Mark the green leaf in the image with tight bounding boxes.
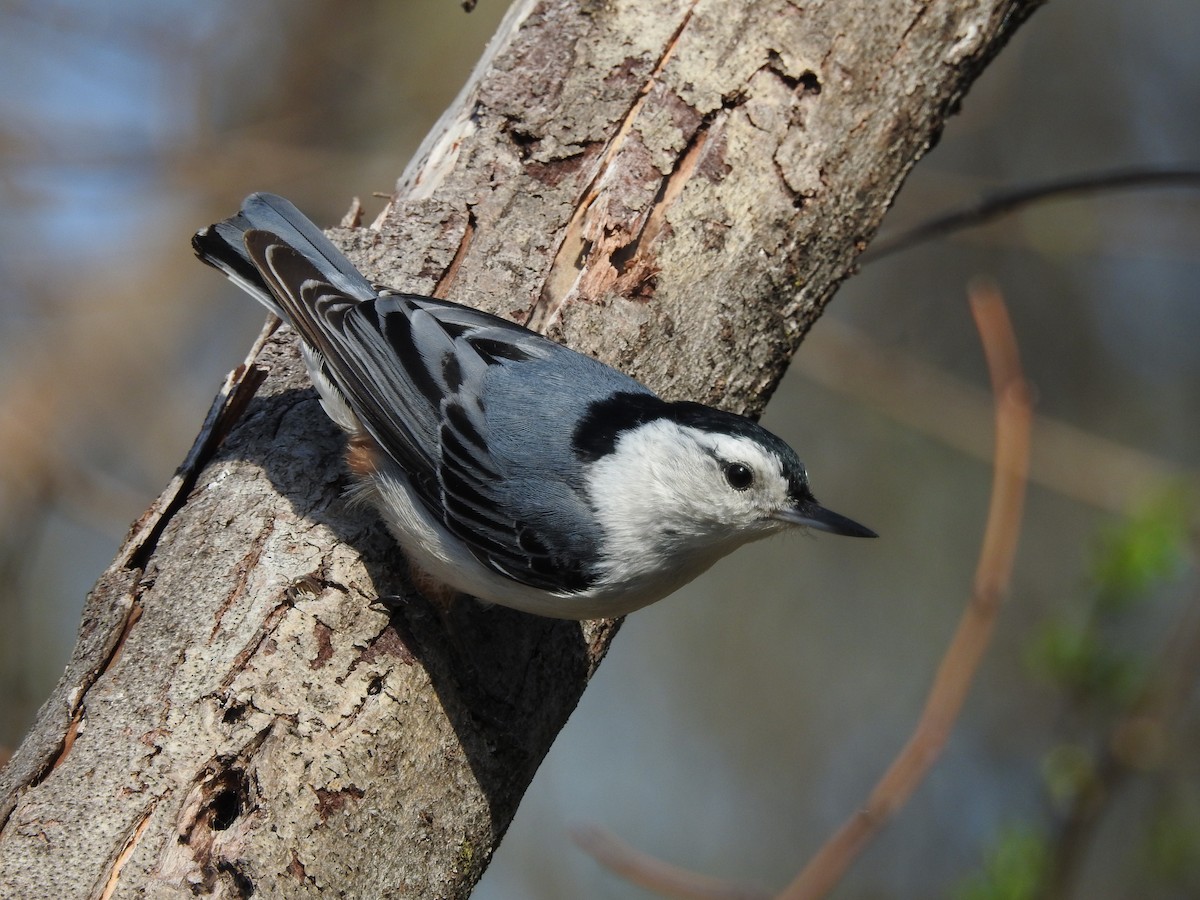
[953,826,1050,900]
[1026,620,1142,706]
[1090,492,1192,612]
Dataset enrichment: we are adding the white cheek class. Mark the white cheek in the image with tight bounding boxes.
[586,434,744,557]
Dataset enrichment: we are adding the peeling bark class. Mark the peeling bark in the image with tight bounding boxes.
[0,1,1042,897]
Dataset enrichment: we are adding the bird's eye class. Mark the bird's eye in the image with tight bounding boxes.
[723,462,754,491]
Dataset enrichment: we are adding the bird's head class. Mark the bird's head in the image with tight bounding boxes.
[577,396,875,574]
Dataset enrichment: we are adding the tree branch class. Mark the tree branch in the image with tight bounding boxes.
[863,167,1200,263]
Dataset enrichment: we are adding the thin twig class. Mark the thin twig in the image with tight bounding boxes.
[778,280,1033,900]
[571,281,1033,900]
[570,825,771,900]
[862,168,1200,263]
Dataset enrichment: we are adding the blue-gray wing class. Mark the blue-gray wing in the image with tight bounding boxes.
[241,230,607,592]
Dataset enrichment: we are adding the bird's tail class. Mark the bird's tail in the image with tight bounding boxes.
[192,193,375,319]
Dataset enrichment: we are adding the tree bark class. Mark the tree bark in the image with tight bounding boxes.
[0,1,1042,897]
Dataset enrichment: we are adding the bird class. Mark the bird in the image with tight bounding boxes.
[192,193,875,620]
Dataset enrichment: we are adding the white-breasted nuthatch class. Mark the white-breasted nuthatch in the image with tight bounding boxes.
[193,193,875,620]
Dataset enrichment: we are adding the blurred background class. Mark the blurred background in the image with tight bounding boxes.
[1,1,1198,897]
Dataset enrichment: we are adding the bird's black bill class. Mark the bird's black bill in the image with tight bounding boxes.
[775,502,878,538]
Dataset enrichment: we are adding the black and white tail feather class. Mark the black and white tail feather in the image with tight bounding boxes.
[194,193,875,619]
